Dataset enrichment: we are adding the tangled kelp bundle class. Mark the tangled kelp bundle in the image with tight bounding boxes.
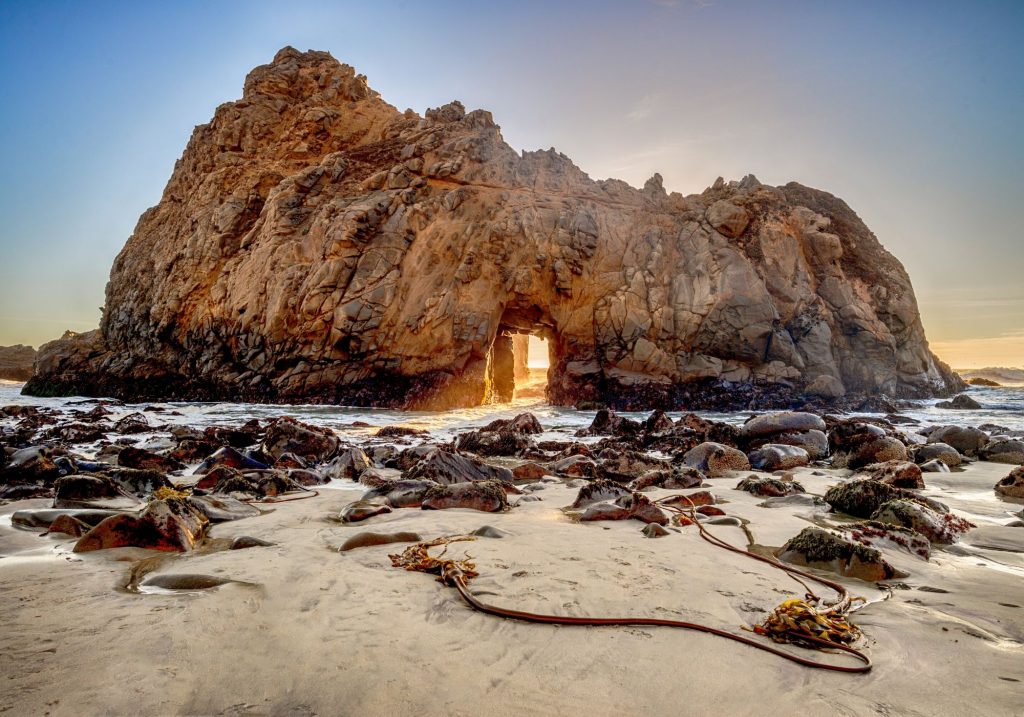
[389,535,479,583]
[389,530,872,673]
[753,596,866,647]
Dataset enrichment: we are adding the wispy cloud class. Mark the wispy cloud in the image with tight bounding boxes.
[626,93,664,121]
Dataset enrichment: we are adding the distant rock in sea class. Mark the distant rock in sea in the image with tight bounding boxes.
[959,367,1024,387]
[24,47,964,409]
[0,344,36,382]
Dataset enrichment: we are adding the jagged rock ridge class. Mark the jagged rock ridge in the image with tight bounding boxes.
[25,47,963,408]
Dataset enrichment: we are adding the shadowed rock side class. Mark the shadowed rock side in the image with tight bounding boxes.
[0,345,37,382]
[24,47,963,409]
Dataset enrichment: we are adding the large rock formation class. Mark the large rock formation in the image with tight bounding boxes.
[24,48,962,409]
[0,344,36,382]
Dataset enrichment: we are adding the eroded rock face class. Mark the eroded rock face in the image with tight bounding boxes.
[23,48,963,409]
[0,344,36,381]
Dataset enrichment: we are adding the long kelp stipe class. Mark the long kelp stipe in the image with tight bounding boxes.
[389,503,872,674]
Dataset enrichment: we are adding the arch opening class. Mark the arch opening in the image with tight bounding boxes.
[484,308,556,404]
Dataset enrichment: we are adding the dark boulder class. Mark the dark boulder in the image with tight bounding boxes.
[363,479,439,508]
[746,444,810,471]
[262,417,339,461]
[339,498,393,523]
[735,476,804,497]
[570,479,632,508]
[935,394,982,410]
[403,449,513,485]
[421,481,508,512]
[579,492,668,525]
[680,442,750,477]
[117,446,183,472]
[995,466,1024,500]
[53,474,139,508]
[73,497,208,553]
[187,494,260,522]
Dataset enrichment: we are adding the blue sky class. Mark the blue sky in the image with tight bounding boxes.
[1,0,1021,366]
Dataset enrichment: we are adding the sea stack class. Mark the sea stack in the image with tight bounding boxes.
[24,47,963,409]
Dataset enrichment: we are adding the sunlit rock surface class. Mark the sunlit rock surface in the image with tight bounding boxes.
[25,48,962,409]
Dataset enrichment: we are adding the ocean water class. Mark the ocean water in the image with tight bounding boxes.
[2,380,1022,442]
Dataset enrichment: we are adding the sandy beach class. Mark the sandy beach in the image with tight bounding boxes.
[2,458,1021,717]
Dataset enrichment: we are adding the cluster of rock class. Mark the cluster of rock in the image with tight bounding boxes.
[0,344,36,382]
[23,47,963,410]
[4,398,1020,578]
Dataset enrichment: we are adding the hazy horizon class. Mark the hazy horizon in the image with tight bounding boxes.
[1,0,1021,369]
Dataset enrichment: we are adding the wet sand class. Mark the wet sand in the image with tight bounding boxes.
[1,462,1021,716]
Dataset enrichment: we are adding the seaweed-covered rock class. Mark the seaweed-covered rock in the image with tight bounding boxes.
[113,413,152,434]
[736,475,805,497]
[480,413,543,435]
[629,467,704,491]
[421,480,508,512]
[455,429,532,457]
[53,474,139,509]
[577,409,643,437]
[0,446,60,485]
[828,421,887,454]
[262,417,339,461]
[860,461,924,489]
[195,446,269,473]
[73,497,208,553]
[746,444,810,471]
[211,470,305,498]
[570,479,632,508]
[403,450,513,485]
[117,446,183,472]
[846,520,931,559]
[871,499,973,544]
[597,450,671,482]
[995,466,1024,500]
[680,442,750,477]
[777,527,898,581]
[104,467,175,498]
[823,479,906,518]
[169,437,219,463]
[644,410,675,434]
[322,447,372,480]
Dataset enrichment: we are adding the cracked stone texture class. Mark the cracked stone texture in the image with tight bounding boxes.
[24,47,963,409]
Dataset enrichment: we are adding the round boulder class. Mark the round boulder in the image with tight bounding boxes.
[680,442,751,477]
[995,466,1024,500]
